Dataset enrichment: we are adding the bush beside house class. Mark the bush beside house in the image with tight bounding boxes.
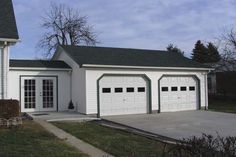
[0,100,20,119]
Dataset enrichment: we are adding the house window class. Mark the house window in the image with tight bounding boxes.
[102,88,111,93]
[126,87,134,93]
[180,87,187,91]
[161,87,168,92]
[115,88,123,93]
[138,87,145,92]
[171,87,178,91]
[189,86,195,91]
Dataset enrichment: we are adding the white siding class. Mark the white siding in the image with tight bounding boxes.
[85,68,208,114]
[8,70,71,111]
[53,49,87,113]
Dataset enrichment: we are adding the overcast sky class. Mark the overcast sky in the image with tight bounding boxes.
[11,0,236,59]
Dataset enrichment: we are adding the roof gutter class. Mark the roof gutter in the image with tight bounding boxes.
[82,64,214,71]
[0,38,20,43]
[9,67,72,71]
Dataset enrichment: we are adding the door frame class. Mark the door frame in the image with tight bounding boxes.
[20,75,58,112]
[158,75,201,113]
[97,74,152,118]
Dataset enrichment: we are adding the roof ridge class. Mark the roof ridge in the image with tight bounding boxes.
[61,45,168,53]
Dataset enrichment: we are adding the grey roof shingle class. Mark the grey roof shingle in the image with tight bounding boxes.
[60,45,210,69]
[10,60,71,69]
[0,0,19,39]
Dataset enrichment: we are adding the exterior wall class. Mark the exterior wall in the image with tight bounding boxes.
[53,49,87,113]
[0,44,10,99]
[85,68,208,114]
[8,70,71,111]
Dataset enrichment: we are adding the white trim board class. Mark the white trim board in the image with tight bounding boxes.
[9,67,72,71]
[82,64,213,71]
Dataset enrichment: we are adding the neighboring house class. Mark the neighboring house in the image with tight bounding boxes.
[208,60,236,99]
[1,0,212,117]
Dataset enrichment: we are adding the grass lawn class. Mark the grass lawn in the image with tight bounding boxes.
[53,121,176,157]
[0,120,88,157]
[208,99,236,113]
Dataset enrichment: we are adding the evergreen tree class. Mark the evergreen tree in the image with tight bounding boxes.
[192,40,221,63]
[192,40,208,63]
[166,43,184,56]
[206,42,221,63]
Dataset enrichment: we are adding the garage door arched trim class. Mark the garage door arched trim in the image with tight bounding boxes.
[158,75,201,113]
[97,74,152,117]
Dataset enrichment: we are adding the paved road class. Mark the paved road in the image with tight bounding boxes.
[103,111,236,140]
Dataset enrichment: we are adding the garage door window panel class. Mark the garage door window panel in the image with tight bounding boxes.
[180,87,187,91]
[171,87,178,91]
[126,87,134,93]
[115,88,123,93]
[162,87,168,91]
[102,88,111,93]
[189,86,195,91]
[138,87,145,92]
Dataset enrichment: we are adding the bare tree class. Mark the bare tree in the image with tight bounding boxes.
[218,28,236,71]
[38,3,98,58]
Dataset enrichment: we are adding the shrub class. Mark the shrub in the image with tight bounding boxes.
[68,100,74,110]
[0,100,20,119]
[169,134,236,157]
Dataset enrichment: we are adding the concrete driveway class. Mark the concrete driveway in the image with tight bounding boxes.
[103,111,236,140]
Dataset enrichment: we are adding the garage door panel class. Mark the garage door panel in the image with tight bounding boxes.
[100,76,148,116]
[160,76,198,112]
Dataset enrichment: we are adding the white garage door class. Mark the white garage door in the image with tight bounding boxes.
[99,76,148,116]
[160,76,198,112]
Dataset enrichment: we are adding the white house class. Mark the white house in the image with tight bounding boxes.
[1,0,211,117]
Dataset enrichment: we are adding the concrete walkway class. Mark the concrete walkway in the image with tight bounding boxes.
[35,119,113,157]
[28,112,99,122]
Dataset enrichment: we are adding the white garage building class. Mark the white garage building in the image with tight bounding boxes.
[51,45,210,116]
[1,0,211,117]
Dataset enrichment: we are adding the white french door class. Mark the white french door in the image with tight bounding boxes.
[21,77,57,112]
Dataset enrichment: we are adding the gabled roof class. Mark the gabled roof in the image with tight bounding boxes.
[59,45,210,69]
[0,0,19,40]
[10,60,71,69]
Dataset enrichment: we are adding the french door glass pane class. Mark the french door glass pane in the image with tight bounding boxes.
[43,79,54,108]
[24,79,36,109]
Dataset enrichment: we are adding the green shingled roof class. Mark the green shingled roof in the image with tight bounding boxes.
[60,45,210,69]
[0,0,19,39]
[10,60,71,69]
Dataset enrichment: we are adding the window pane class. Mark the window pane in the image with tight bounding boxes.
[102,88,111,93]
[126,87,134,93]
[189,86,195,91]
[115,88,123,93]
[162,87,168,92]
[171,87,178,91]
[138,87,145,92]
[180,87,187,91]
